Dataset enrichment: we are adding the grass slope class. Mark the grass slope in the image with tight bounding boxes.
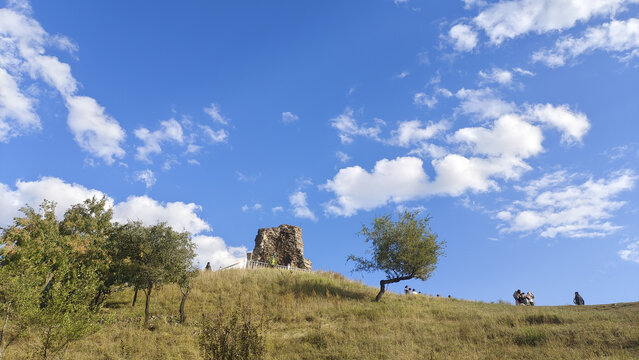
[8,269,639,359]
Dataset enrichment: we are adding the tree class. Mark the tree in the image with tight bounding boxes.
[111,222,196,327]
[348,210,445,301]
[0,201,104,359]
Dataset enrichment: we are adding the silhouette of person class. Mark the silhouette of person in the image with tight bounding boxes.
[574,291,585,305]
[204,262,212,271]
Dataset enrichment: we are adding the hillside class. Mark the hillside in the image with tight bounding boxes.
[7,269,639,359]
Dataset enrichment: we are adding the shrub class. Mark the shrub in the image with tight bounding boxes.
[199,305,265,360]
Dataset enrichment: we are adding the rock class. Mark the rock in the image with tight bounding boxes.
[250,224,312,270]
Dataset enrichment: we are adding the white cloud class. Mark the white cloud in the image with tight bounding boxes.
[449,23,478,52]
[66,96,126,165]
[322,157,430,217]
[282,111,299,123]
[112,195,211,234]
[396,70,410,79]
[187,159,200,166]
[0,6,126,163]
[0,177,112,226]
[533,18,639,67]
[619,240,639,263]
[462,0,487,8]
[414,92,438,108]
[473,0,638,45]
[0,67,39,141]
[329,108,382,144]
[272,206,284,213]
[135,169,156,188]
[200,125,228,143]
[525,104,590,145]
[479,67,513,84]
[455,88,517,119]
[408,143,448,159]
[499,170,637,238]
[192,235,247,269]
[134,119,184,162]
[388,120,450,147]
[203,103,229,125]
[289,191,317,221]
[241,203,262,213]
[336,151,351,163]
[513,67,535,77]
[0,176,244,268]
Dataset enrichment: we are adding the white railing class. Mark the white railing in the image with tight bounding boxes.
[217,259,312,272]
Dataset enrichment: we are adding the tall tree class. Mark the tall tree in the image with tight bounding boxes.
[348,210,445,301]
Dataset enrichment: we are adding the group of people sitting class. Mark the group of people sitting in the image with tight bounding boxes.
[404,286,451,298]
[513,289,535,306]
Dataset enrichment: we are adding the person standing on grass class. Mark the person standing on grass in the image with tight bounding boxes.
[574,291,585,305]
[404,285,410,295]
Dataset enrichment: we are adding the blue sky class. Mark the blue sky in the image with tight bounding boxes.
[1,0,638,305]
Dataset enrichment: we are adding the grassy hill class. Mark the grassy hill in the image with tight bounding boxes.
[7,269,639,359]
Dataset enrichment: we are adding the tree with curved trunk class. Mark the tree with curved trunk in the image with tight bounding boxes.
[348,210,445,302]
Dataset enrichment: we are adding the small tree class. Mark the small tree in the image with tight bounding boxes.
[111,222,195,327]
[348,210,445,301]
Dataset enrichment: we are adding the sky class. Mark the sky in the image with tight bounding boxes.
[1,0,638,306]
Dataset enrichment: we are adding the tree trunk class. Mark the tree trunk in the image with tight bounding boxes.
[132,288,138,307]
[143,286,152,327]
[178,285,191,323]
[375,275,414,302]
[0,301,11,360]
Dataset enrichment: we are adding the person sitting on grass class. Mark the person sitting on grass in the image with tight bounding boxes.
[404,286,410,295]
[574,291,585,305]
[513,289,522,305]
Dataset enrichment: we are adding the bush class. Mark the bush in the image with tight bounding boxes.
[199,305,265,360]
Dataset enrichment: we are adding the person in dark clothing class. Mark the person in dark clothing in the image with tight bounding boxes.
[513,289,522,305]
[204,262,212,271]
[574,291,585,305]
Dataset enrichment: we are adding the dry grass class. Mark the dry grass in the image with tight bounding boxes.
[6,269,639,359]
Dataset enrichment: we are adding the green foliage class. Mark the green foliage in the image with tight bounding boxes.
[109,221,196,326]
[349,210,445,281]
[348,210,445,300]
[0,201,104,359]
[199,304,265,360]
[515,328,548,346]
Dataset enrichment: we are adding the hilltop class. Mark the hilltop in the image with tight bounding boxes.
[6,269,639,359]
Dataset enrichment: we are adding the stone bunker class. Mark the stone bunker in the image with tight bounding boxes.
[248,224,312,270]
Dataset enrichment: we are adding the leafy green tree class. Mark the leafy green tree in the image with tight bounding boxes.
[348,210,445,301]
[59,196,115,306]
[111,222,196,327]
[0,201,104,359]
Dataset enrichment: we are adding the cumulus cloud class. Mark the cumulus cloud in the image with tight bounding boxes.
[0,67,39,141]
[533,18,639,67]
[414,92,438,108]
[388,120,450,147]
[0,176,242,268]
[449,23,479,51]
[455,88,517,119]
[323,90,593,216]
[329,108,382,144]
[282,111,299,123]
[204,103,229,125]
[525,103,590,144]
[192,235,247,269]
[619,240,639,263]
[479,67,513,84]
[134,119,184,162]
[0,5,126,163]
[66,96,126,164]
[289,191,317,221]
[473,0,638,45]
[499,170,637,238]
[272,206,284,213]
[135,169,156,188]
[322,157,430,217]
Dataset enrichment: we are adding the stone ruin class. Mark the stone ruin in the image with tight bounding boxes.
[248,224,312,270]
